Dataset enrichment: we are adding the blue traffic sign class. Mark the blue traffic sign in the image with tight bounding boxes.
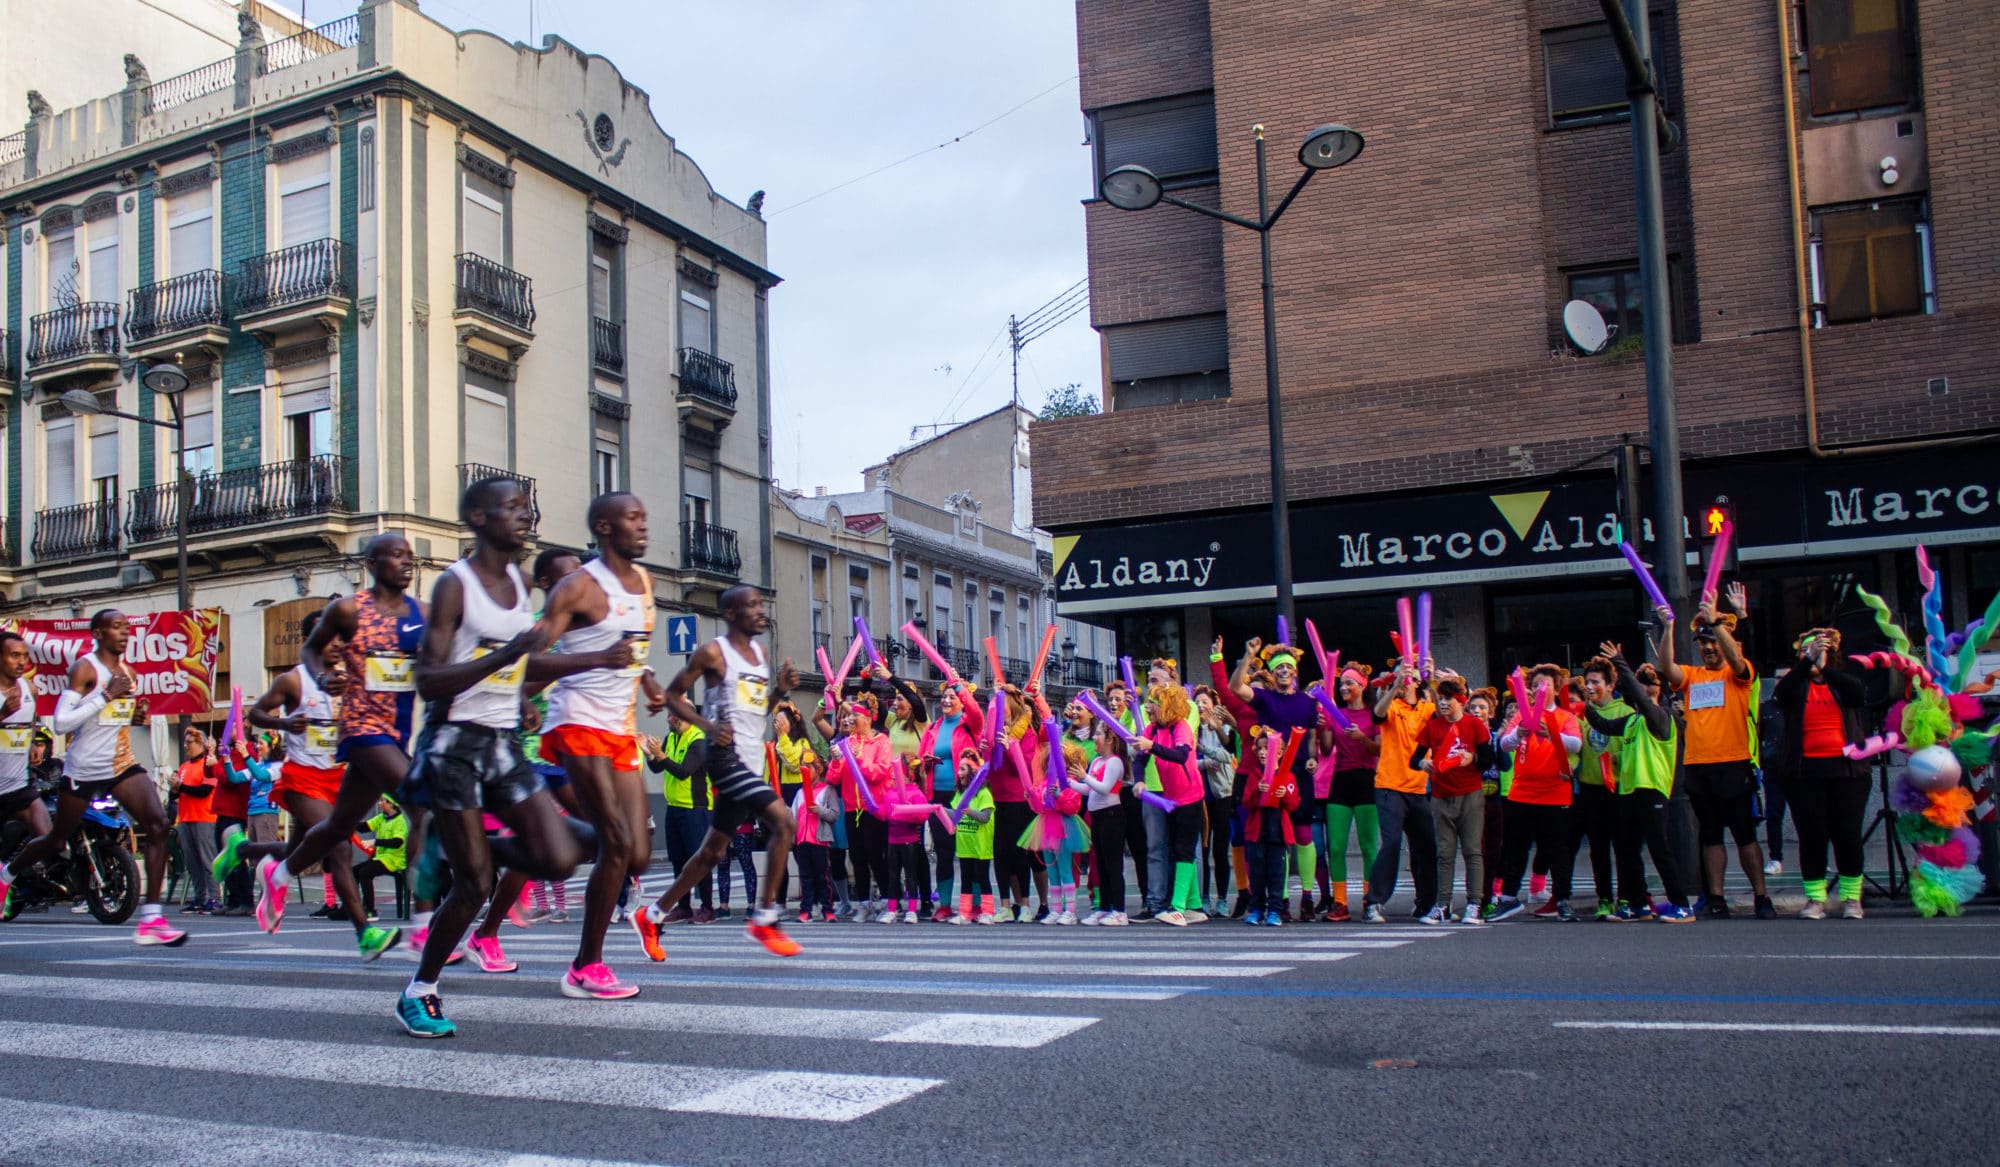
[664,614,699,655]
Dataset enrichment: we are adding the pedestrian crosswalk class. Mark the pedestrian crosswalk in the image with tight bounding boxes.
[0,914,1485,1161]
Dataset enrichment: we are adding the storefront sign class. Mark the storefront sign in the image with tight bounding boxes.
[1053,446,2000,612]
[262,597,327,677]
[4,609,224,717]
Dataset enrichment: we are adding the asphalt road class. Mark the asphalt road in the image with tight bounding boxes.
[0,890,1994,1167]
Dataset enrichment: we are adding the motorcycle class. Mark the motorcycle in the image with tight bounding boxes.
[0,778,142,925]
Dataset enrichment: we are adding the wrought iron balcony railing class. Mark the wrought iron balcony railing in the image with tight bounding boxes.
[456,253,535,332]
[127,269,225,342]
[125,455,351,544]
[677,347,737,409]
[592,316,624,373]
[682,520,741,578]
[236,238,351,315]
[456,464,540,532]
[32,498,120,562]
[27,302,120,365]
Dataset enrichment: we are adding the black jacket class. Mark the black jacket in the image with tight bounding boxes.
[1770,657,1874,782]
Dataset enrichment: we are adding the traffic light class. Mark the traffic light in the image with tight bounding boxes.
[1701,497,1738,573]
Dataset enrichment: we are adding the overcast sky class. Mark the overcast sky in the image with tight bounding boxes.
[401,0,1097,497]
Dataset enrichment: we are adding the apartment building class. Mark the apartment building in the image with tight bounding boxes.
[0,0,775,697]
[1033,0,1998,682]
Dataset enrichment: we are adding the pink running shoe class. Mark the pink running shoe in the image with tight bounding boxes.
[253,858,287,934]
[134,917,188,946]
[561,961,639,1000]
[404,927,467,967]
[466,935,517,973]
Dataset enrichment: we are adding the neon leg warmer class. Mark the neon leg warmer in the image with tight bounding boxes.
[1354,803,1381,875]
[1292,842,1317,901]
[1171,862,1200,912]
[1837,875,1863,902]
[1803,878,1827,903]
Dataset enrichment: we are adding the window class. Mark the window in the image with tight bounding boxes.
[44,417,77,508]
[1804,0,1917,116]
[593,428,622,497]
[590,236,617,322]
[683,458,713,529]
[679,286,712,354]
[88,417,117,505]
[1812,199,1930,324]
[1018,595,1032,665]
[180,386,215,478]
[1565,259,1686,348]
[810,555,829,644]
[358,127,376,213]
[1091,92,1216,188]
[278,151,332,249]
[1543,23,1630,127]
[462,170,506,263]
[848,565,870,623]
[463,371,510,467]
[281,359,333,460]
[932,572,953,647]
[167,185,214,277]
[45,225,76,307]
[86,218,118,303]
[1106,313,1229,409]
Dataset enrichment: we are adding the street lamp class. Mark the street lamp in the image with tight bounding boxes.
[61,361,194,735]
[1099,122,1365,636]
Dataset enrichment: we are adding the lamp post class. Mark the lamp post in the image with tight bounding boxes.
[61,361,194,736]
[1100,122,1364,637]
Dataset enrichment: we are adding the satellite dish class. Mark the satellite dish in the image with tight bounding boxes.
[1563,299,1610,355]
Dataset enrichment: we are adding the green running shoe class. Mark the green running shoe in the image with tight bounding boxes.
[1592,903,1615,921]
[359,925,403,962]
[211,824,246,887]
[395,991,456,1039]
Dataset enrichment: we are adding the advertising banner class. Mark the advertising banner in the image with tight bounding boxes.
[3,610,224,718]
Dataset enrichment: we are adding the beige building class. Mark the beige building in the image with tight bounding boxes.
[0,0,775,706]
[1,1,305,121]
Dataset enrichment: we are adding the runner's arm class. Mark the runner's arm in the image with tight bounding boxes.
[50,657,107,733]
[246,671,305,733]
[413,571,535,701]
[663,642,727,741]
[302,595,357,691]
[1652,609,1685,689]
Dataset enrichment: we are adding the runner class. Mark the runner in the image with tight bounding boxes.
[1656,601,1776,919]
[0,611,185,946]
[228,610,399,959]
[0,632,53,848]
[393,476,610,1034]
[229,534,421,942]
[633,583,802,961]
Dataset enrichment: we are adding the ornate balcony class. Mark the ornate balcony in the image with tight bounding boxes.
[125,455,351,546]
[32,498,120,563]
[681,520,741,580]
[235,238,352,341]
[0,328,14,389]
[676,346,736,433]
[27,303,121,381]
[592,316,624,374]
[457,463,540,534]
[455,253,535,355]
[126,269,229,359]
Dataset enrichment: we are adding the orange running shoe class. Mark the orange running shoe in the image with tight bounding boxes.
[630,906,666,962]
[746,910,801,957]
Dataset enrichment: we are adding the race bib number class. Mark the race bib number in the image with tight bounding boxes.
[100,697,137,726]
[620,632,650,677]
[304,720,340,751]
[364,652,416,693]
[736,674,769,715]
[472,642,528,696]
[0,727,30,754]
[1688,680,1726,711]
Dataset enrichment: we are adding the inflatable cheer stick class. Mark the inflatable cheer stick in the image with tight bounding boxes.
[815,646,840,710]
[1618,542,1673,617]
[820,634,864,712]
[948,762,991,827]
[931,804,958,835]
[1304,618,1333,682]
[1028,624,1059,691]
[1136,788,1175,812]
[1507,668,1541,735]
[853,615,883,669]
[1842,732,1904,762]
[1120,657,1140,705]
[1306,683,1356,733]
[984,636,1007,689]
[1700,520,1733,601]
[1077,691,1136,744]
[1043,716,1065,802]
[1396,597,1416,667]
[1275,616,1290,651]
[900,622,958,681]
[1415,592,1433,675]
[836,737,881,814]
[1390,632,1407,662]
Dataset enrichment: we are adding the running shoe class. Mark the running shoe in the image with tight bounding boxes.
[358,925,402,962]
[308,905,340,920]
[796,910,812,925]
[1754,895,1778,920]
[211,825,246,887]
[691,907,716,925]
[662,904,693,924]
[1607,902,1652,923]
[1532,899,1560,919]
[1182,909,1209,924]
[524,907,556,925]
[715,906,732,919]
[609,907,626,926]
[507,899,531,929]
[1485,895,1526,922]
[1100,911,1129,926]
[549,910,570,923]
[466,935,516,972]
[1228,892,1251,919]
[1459,904,1487,926]
[1592,903,1615,921]
[1324,902,1351,923]
[1079,910,1105,926]
[134,917,188,946]
[1419,906,1449,926]
[879,908,900,926]
[1039,908,1059,925]
[1763,859,1783,876]
[1277,902,1294,924]
[562,962,639,1000]
[822,910,838,924]
[1704,897,1731,919]
[1055,910,1078,925]
[974,911,996,925]
[1244,909,1264,926]
[1156,909,1188,927]
[403,927,466,966]
[1265,910,1282,928]
[253,858,287,933]
[1841,899,1865,920]
[1129,908,1155,922]
[931,905,952,923]
[396,991,457,1038]
[950,912,973,926]
[1555,899,1578,923]
[903,910,921,924]
[1362,903,1387,924]
[631,907,666,962]
[1799,899,1826,920]
[1655,904,1696,923]
[1314,894,1333,918]
[746,915,802,957]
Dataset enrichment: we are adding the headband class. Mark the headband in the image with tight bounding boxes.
[1266,652,1299,671]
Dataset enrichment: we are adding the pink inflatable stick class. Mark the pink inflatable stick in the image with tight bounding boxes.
[1701,521,1733,601]
[1396,597,1416,666]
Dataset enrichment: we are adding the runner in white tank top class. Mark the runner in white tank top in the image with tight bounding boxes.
[544,557,654,740]
[62,653,141,787]
[439,557,533,729]
[282,664,342,771]
[705,635,772,782]
[0,634,44,828]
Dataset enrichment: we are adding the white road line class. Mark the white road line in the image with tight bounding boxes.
[0,973,1094,1048]
[0,935,142,947]
[0,1097,674,1167]
[1695,954,2000,961]
[1555,1021,2000,1037]
[0,1021,939,1121]
[193,950,1294,978]
[449,940,1395,960]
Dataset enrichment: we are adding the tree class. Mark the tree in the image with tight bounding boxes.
[1039,382,1100,419]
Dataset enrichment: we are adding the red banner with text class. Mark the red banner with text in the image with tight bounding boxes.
[3,610,223,718]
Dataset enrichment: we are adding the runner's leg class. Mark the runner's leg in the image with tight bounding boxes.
[563,753,636,969]
[2,791,88,887]
[109,771,173,905]
[755,799,796,911]
[416,808,495,984]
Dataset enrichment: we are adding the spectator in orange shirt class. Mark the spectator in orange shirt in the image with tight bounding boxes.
[1362,660,1437,924]
[171,728,221,914]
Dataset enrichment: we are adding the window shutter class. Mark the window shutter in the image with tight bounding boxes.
[463,173,505,262]
[1544,25,1628,120]
[1105,314,1228,382]
[1099,96,1217,180]
[679,291,712,354]
[45,422,76,508]
[464,376,510,467]
[167,187,214,277]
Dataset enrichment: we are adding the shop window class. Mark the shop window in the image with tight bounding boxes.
[1812,199,1931,325]
[1804,0,1918,117]
[1107,313,1228,410]
[1091,92,1217,189]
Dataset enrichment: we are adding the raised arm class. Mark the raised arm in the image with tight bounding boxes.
[1228,636,1262,707]
[1652,607,1685,689]
[414,570,539,701]
[246,670,306,734]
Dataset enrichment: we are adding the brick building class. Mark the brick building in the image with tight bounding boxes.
[1034,0,2000,683]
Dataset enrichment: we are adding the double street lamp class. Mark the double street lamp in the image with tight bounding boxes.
[1099,122,1365,637]
[61,361,195,734]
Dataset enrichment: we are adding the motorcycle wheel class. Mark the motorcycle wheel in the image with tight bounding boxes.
[86,842,140,926]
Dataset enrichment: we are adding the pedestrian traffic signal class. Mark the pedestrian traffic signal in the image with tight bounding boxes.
[1702,498,1738,575]
[1702,501,1731,538]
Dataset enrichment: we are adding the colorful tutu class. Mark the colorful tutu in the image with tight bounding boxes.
[1018,811,1090,854]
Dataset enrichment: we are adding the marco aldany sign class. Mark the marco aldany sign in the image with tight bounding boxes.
[1051,446,2000,610]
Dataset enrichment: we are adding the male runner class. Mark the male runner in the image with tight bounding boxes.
[634,583,802,959]
[537,492,668,998]
[396,476,606,1036]
[224,610,400,958]
[237,534,423,936]
[0,611,185,945]
[0,632,53,844]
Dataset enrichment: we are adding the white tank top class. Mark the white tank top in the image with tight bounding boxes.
[283,664,341,769]
[65,654,138,783]
[442,558,534,729]
[705,635,769,775]
[0,677,35,794]
[545,558,654,736]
